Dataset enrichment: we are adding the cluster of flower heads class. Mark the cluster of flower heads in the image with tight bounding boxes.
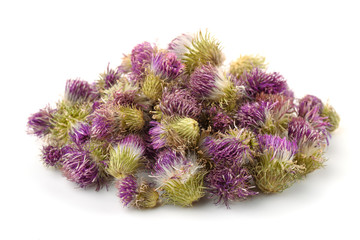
[27,31,340,209]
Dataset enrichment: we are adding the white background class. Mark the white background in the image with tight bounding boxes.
[1,0,359,239]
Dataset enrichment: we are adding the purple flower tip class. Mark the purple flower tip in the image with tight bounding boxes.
[298,95,323,117]
[62,148,99,188]
[151,52,184,80]
[65,79,94,103]
[41,145,67,166]
[27,106,55,137]
[209,107,233,132]
[148,121,166,150]
[189,64,217,98]
[131,42,155,80]
[103,64,121,89]
[241,68,289,99]
[115,175,138,207]
[258,134,298,161]
[69,123,91,146]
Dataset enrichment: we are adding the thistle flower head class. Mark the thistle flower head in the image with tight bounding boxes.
[65,79,95,103]
[69,122,91,146]
[27,106,55,137]
[206,166,257,207]
[107,135,146,178]
[237,99,294,135]
[151,150,205,206]
[62,148,100,189]
[182,31,225,74]
[131,42,156,81]
[41,145,68,167]
[298,95,323,118]
[321,103,340,132]
[288,117,327,174]
[258,134,298,162]
[148,121,167,150]
[202,136,253,167]
[229,55,267,79]
[190,64,237,110]
[158,88,201,119]
[253,134,303,193]
[241,68,289,100]
[116,175,138,207]
[151,52,184,80]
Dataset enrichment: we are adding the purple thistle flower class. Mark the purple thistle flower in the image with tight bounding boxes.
[159,89,201,119]
[27,106,55,137]
[152,149,187,175]
[257,134,298,162]
[304,107,331,140]
[202,137,252,167]
[131,42,155,81]
[69,122,91,146]
[102,63,121,89]
[62,148,100,189]
[148,121,166,150]
[298,95,323,118]
[206,166,257,207]
[208,107,233,132]
[237,99,294,135]
[288,116,329,145]
[189,64,217,98]
[241,68,289,100]
[41,145,67,167]
[115,175,138,207]
[151,52,184,80]
[118,134,146,154]
[65,79,95,103]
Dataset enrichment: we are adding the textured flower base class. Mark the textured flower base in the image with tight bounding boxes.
[27,30,340,209]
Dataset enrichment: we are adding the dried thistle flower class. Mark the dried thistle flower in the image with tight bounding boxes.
[151,150,206,207]
[157,88,201,119]
[150,52,184,81]
[298,95,323,118]
[252,134,303,193]
[131,42,156,81]
[229,55,267,79]
[64,79,96,103]
[107,135,146,179]
[190,64,237,111]
[241,68,289,100]
[206,165,257,207]
[149,117,200,150]
[27,106,55,138]
[41,145,68,167]
[142,73,164,102]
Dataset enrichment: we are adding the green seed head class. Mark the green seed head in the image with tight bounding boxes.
[230,55,267,78]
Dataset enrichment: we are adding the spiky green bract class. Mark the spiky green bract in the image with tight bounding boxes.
[49,100,92,146]
[321,103,340,132]
[134,182,159,209]
[183,31,225,74]
[107,135,145,179]
[165,117,200,150]
[253,135,303,193]
[230,55,267,79]
[142,73,164,102]
[162,172,206,207]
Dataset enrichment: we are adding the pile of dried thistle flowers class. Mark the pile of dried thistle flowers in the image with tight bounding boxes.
[27,31,340,208]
